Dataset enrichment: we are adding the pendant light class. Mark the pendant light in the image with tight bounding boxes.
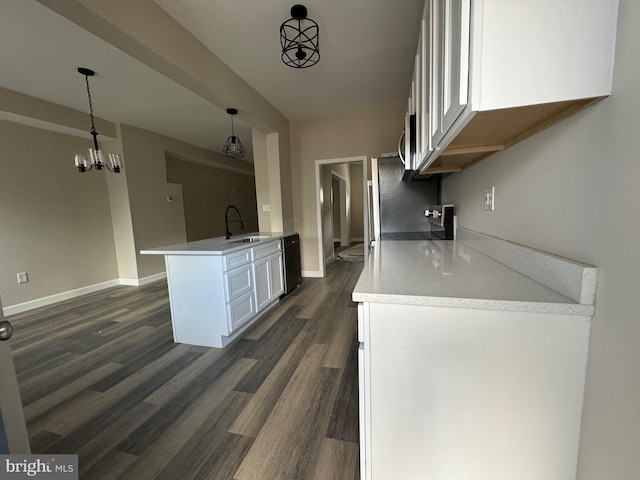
[223,108,245,159]
[74,67,121,173]
[280,4,320,68]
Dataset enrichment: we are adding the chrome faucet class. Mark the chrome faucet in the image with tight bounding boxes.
[225,205,245,239]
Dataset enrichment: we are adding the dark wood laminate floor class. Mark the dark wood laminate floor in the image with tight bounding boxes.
[10,259,363,479]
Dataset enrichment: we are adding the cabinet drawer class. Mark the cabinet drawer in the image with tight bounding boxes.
[224,264,254,302]
[226,291,256,333]
[223,249,252,271]
[252,240,281,260]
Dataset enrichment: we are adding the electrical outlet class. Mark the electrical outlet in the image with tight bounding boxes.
[17,272,28,284]
[263,204,271,212]
[484,187,495,211]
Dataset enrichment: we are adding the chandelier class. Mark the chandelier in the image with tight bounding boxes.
[280,5,320,68]
[74,68,121,173]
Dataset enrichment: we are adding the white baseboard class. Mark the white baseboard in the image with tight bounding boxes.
[3,272,167,316]
[120,272,166,286]
[3,279,121,317]
[302,270,322,278]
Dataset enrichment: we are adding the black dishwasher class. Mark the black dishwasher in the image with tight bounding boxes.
[281,234,302,296]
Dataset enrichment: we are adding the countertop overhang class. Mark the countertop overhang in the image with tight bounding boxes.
[353,229,597,316]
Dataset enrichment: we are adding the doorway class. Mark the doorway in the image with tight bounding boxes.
[314,156,368,278]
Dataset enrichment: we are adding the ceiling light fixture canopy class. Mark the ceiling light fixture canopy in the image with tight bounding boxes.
[280,4,320,68]
[223,108,245,159]
[74,68,121,173]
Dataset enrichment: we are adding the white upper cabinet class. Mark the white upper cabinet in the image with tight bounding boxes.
[415,0,619,174]
[437,0,470,139]
[418,16,432,165]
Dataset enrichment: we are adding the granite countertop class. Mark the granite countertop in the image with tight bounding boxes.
[353,232,597,316]
[140,232,293,256]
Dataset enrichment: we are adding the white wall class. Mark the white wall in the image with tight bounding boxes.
[442,3,639,477]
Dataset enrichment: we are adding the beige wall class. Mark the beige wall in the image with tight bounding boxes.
[39,0,295,237]
[441,3,638,477]
[166,157,258,241]
[350,163,364,240]
[0,120,119,307]
[291,103,405,274]
[118,124,254,279]
[0,116,260,310]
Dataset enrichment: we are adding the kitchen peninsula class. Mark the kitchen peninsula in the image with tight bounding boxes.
[141,233,290,348]
[353,228,598,480]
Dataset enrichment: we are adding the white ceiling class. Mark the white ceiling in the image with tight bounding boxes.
[0,0,423,161]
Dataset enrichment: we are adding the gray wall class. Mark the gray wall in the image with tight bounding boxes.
[378,157,438,235]
[442,3,638,478]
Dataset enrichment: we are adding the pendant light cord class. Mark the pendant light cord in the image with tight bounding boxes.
[84,74,99,150]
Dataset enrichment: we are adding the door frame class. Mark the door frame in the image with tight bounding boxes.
[0,298,30,453]
[331,171,349,250]
[314,155,368,278]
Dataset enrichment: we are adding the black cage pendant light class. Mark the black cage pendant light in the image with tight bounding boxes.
[74,68,121,173]
[223,108,245,159]
[280,4,320,68]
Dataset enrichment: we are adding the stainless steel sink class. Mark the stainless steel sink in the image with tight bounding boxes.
[229,235,269,244]
[230,238,262,244]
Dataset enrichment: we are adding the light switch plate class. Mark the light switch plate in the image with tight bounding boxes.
[17,272,28,284]
[484,187,495,211]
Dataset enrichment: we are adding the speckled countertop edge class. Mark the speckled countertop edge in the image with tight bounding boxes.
[351,292,595,316]
[352,233,598,316]
[140,232,294,256]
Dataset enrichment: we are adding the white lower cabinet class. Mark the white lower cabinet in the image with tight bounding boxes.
[268,253,284,299]
[358,302,590,480]
[253,242,285,312]
[164,239,284,348]
[253,256,271,311]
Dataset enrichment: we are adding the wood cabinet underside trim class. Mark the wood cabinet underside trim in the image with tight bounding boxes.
[421,96,604,174]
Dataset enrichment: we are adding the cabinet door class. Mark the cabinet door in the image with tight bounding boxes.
[269,253,284,300]
[412,51,421,170]
[253,256,271,311]
[429,0,470,150]
[438,0,470,137]
[226,292,256,333]
[418,13,432,166]
[428,0,442,149]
